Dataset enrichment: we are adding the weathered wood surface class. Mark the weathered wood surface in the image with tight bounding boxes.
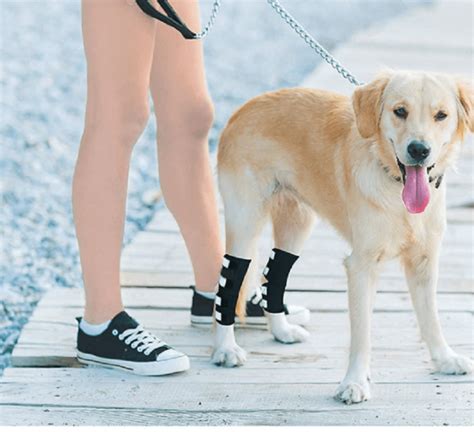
[1,0,473,426]
[1,405,471,427]
[8,287,472,369]
[1,380,472,426]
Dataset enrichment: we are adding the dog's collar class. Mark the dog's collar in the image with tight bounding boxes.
[380,162,444,189]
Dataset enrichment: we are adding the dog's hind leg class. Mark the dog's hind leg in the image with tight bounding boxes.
[211,169,270,367]
[262,191,315,343]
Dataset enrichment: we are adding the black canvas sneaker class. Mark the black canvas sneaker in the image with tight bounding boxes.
[190,286,310,326]
[76,311,190,376]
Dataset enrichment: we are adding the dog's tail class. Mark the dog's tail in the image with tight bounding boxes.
[235,250,260,321]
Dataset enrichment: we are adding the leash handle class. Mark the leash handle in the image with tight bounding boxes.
[136,0,197,39]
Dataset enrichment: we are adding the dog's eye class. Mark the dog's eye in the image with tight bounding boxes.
[434,111,447,121]
[393,107,408,119]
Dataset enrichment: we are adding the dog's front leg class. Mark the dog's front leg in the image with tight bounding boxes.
[335,252,379,404]
[404,243,473,375]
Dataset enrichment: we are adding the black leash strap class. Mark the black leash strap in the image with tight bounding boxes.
[136,0,197,39]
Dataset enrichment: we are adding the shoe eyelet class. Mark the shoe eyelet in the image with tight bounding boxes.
[131,342,138,349]
[137,347,144,352]
[112,329,118,336]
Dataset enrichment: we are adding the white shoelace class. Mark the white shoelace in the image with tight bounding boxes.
[118,326,167,356]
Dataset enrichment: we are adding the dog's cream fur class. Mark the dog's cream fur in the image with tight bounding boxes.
[213,71,474,404]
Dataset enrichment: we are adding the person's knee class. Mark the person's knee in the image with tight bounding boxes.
[84,96,150,148]
[159,97,214,140]
[188,98,215,138]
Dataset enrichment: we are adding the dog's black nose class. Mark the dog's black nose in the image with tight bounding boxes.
[407,140,431,163]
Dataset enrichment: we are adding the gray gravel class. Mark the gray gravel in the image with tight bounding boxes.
[0,0,430,372]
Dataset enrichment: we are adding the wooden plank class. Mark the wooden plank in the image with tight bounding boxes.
[0,405,472,426]
[36,288,474,317]
[127,221,474,248]
[14,324,472,362]
[0,380,471,414]
[352,1,472,49]
[1,404,471,426]
[18,292,474,334]
[16,320,472,356]
[4,366,472,386]
[13,345,447,369]
[447,207,474,225]
[123,236,474,258]
[119,271,473,293]
[36,288,474,313]
[121,254,474,275]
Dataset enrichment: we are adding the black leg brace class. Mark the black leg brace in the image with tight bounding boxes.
[261,248,299,313]
[215,254,251,326]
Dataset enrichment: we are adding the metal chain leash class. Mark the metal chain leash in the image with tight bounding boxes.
[192,0,362,86]
[194,0,221,39]
[266,0,363,86]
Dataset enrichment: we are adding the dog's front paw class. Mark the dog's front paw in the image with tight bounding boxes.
[434,353,473,375]
[211,343,247,367]
[335,378,371,405]
[267,311,310,344]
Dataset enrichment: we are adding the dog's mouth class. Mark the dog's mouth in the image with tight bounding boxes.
[396,158,434,214]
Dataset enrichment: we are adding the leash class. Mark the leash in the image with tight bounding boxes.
[136,0,362,86]
[135,0,221,40]
[266,0,362,86]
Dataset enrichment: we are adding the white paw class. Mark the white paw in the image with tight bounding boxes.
[211,343,246,367]
[212,323,246,367]
[335,378,371,405]
[434,353,473,375]
[272,323,310,344]
[267,311,310,344]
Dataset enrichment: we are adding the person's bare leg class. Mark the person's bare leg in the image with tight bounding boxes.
[73,0,156,323]
[150,0,223,292]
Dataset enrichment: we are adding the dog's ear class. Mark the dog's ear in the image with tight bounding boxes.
[457,79,474,133]
[352,73,391,139]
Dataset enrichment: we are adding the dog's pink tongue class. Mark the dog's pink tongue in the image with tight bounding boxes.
[402,166,430,214]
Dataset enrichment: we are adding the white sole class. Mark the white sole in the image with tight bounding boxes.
[76,351,190,376]
[191,308,310,327]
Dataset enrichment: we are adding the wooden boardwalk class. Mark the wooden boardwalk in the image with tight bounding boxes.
[1,0,472,426]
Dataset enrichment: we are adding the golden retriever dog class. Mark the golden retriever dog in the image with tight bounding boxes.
[212,71,473,404]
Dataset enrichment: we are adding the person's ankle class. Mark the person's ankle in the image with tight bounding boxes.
[195,281,218,294]
[83,304,124,324]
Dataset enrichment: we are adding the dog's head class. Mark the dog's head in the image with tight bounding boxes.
[352,71,473,214]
